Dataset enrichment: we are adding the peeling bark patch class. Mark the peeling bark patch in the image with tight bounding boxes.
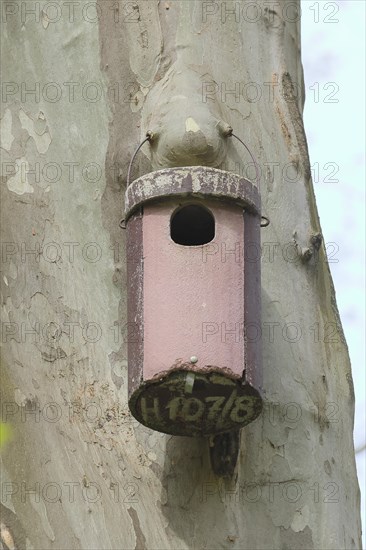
[19,109,51,154]
[109,351,127,390]
[41,10,49,28]
[276,104,292,150]
[6,157,34,195]
[324,460,332,475]
[0,504,27,550]
[185,117,200,133]
[123,2,162,88]
[0,522,16,550]
[0,109,14,151]
[263,8,284,31]
[280,525,314,549]
[41,347,67,362]
[138,30,149,49]
[128,507,147,550]
[290,505,310,532]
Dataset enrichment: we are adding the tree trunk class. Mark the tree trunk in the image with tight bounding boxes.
[0,1,361,548]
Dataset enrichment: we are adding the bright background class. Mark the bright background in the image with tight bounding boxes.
[301,0,365,543]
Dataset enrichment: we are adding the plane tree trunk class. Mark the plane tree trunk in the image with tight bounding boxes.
[0,1,361,548]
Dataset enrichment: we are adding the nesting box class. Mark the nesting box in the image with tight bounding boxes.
[125,167,262,436]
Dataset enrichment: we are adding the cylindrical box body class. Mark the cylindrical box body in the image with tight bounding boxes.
[126,167,262,436]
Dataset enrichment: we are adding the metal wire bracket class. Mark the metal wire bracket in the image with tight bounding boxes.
[225,127,270,227]
[127,131,154,188]
[124,127,270,228]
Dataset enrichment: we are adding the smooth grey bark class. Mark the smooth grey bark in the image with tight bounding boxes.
[0,1,361,549]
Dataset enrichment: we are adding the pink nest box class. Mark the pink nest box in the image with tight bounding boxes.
[125,167,263,436]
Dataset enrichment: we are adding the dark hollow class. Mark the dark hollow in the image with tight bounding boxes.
[170,204,215,246]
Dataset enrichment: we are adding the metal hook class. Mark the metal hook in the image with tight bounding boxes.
[225,127,270,227]
[126,131,154,188]
[225,127,261,191]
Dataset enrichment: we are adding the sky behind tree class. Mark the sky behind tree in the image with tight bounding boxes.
[301,0,365,541]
